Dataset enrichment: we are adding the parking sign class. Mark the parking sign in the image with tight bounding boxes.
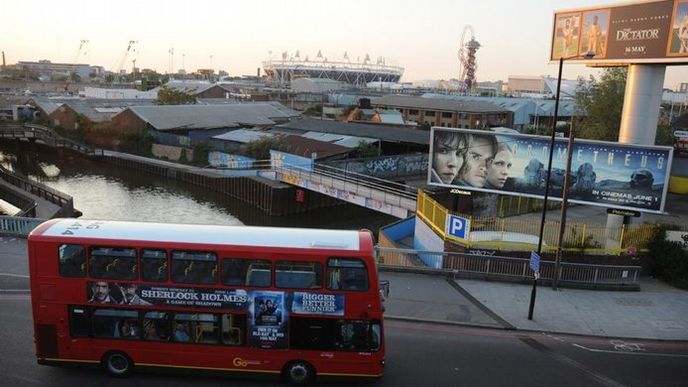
[446,215,470,240]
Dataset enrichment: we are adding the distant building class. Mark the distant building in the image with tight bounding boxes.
[507,75,546,95]
[507,75,580,99]
[81,87,157,99]
[17,60,104,81]
[290,78,344,93]
[371,95,512,128]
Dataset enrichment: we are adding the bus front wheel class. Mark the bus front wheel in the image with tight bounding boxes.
[102,351,134,377]
[283,360,315,384]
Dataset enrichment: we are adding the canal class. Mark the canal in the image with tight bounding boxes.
[0,141,397,232]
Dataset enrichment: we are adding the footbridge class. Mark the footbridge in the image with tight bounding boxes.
[272,163,418,219]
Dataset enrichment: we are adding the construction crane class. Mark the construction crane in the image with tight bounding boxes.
[72,39,89,64]
[114,40,137,80]
[458,26,480,93]
[64,40,89,92]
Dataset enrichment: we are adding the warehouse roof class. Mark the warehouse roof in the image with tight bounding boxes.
[372,95,509,113]
[276,117,429,145]
[125,103,296,131]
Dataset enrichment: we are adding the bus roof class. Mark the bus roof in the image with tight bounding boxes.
[31,219,365,251]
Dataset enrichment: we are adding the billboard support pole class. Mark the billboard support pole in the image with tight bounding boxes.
[528,55,564,320]
[606,64,666,248]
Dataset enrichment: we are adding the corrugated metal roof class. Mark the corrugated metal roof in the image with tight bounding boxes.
[378,113,405,124]
[277,117,429,145]
[301,131,376,148]
[373,95,509,113]
[30,97,155,122]
[154,81,216,95]
[212,129,274,143]
[27,97,61,115]
[281,134,351,160]
[126,104,296,131]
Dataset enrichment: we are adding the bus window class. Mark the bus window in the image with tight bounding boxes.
[58,244,85,277]
[89,247,137,280]
[171,251,217,285]
[335,320,379,352]
[221,314,246,346]
[69,306,91,337]
[143,311,170,341]
[174,313,218,344]
[222,258,270,287]
[92,309,139,339]
[141,249,168,282]
[275,261,322,289]
[244,260,272,287]
[289,317,335,350]
[327,258,369,291]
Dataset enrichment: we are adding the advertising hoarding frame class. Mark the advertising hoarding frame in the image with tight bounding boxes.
[550,0,688,66]
[428,127,673,214]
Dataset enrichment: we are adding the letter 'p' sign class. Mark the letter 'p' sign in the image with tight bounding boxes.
[446,215,470,240]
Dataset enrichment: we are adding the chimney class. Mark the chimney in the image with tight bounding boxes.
[257,67,261,78]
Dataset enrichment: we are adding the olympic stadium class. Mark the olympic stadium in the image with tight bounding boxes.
[262,52,404,87]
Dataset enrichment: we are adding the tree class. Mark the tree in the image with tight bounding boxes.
[154,86,196,105]
[243,136,289,160]
[355,140,379,158]
[574,67,627,141]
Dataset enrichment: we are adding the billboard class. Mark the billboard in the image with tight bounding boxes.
[428,127,673,213]
[551,0,688,64]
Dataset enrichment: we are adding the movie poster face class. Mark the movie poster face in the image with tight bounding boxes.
[428,128,673,213]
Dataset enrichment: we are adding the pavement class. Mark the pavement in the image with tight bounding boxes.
[3,236,686,342]
[380,270,688,341]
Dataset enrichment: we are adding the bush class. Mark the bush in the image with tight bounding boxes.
[647,225,688,289]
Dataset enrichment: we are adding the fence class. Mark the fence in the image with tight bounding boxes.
[0,216,45,237]
[0,164,75,218]
[376,246,641,289]
[416,190,660,255]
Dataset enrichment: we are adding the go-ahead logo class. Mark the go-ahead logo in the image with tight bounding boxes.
[232,357,261,367]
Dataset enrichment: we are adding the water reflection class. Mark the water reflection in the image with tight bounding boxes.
[0,142,396,231]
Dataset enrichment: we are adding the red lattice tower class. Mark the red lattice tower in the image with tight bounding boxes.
[458,26,481,92]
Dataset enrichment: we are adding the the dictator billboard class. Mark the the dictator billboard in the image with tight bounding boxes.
[428,128,673,213]
[551,0,688,64]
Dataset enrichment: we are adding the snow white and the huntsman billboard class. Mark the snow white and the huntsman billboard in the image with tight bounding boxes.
[428,128,673,213]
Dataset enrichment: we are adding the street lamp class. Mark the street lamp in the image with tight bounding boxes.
[528,50,594,320]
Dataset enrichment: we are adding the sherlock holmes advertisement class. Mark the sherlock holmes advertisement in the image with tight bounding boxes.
[248,290,288,349]
[428,128,673,213]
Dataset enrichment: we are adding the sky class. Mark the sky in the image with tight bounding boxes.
[2,0,688,88]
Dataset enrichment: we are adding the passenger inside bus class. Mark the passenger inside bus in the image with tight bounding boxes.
[174,322,190,342]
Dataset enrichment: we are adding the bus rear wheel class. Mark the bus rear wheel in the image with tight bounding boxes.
[283,360,315,384]
[102,351,134,377]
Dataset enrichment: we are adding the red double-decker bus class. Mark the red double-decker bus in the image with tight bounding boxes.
[28,219,384,383]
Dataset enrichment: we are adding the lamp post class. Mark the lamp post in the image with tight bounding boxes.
[553,120,575,290]
[528,51,594,320]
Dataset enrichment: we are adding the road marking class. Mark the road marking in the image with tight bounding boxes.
[520,337,628,387]
[573,343,688,358]
[0,273,29,278]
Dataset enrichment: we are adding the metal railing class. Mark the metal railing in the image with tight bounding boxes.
[275,163,418,212]
[0,164,74,218]
[376,246,641,288]
[416,190,663,255]
[0,215,45,237]
[0,123,101,156]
